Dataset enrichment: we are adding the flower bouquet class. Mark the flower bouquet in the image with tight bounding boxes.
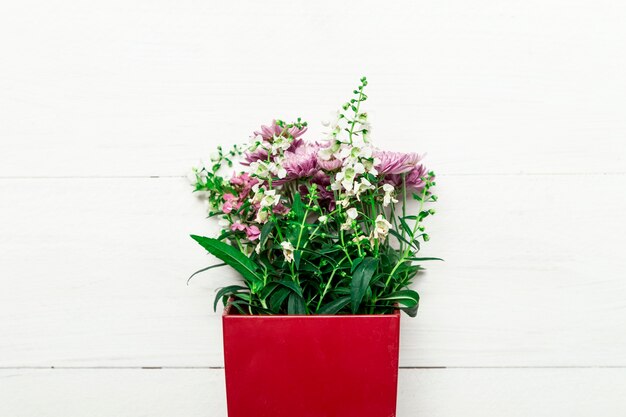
[190,77,438,417]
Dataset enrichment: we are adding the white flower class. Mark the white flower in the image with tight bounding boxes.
[318,215,328,223]
[319,141,341,161]
[271,136,292,153]
[281,241,295,263]
[277,167,287,179]
[372,214,393,240]
[346,207,358,220]
[353,177,374,200]
[255,209,269,224]
[382,183,398,207]
[338,198,350,208]
[260,190,280,208]
[250,161,270,178]
[352,235,368,244]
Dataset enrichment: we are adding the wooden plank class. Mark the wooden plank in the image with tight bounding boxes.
[1,1,626,176]
[1,368,625,417]
[1,175,624,367]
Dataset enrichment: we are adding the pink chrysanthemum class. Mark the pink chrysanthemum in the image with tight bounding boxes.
[253,120,307,141]
[281,144,319,179]
[374,150,423,175]
[384,164,428,190]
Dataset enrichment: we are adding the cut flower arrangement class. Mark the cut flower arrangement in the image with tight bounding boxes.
[190,77,439,317]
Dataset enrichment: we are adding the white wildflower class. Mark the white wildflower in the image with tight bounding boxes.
[382,183,398,207]
[353,177,374,200]
[271,136,292,153]
[250,161,270,178]
[318,215,328,223]
[371,214,392,240]
[255,208,269,223]
[260,190,280,208]
[352,235,368,244]
[346,207,358,219]
[281,241,295,263]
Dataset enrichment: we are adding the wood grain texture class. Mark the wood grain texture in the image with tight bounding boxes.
[2,368,625,417]
[2,0,626,413]
[1,175,624,367]
[1,0,626,177]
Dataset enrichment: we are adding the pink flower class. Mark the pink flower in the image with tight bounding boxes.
[374,150,423,175]
[253,120,307,141]
[222,201,235,214]
[254,120,283,141]
[282,144,319,179]
[384,164,428,190]
[222,193,243,214]
[245,225,261,241]
[317,156,343,171]
[229,173,259,199]
[230,221,246,232]
[243,147,269,165]
[273,203,290,215]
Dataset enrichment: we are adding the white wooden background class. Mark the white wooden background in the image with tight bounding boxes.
[1,1,626,415]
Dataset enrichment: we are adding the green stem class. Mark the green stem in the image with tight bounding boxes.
[384,185,428,290]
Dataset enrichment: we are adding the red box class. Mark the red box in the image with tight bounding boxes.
[222,305,401,417]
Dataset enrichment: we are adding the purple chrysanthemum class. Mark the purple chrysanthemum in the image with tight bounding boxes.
[374,150,423,175]
[253,120,307,141]
[281,144,319,179]
[384,164,428,190]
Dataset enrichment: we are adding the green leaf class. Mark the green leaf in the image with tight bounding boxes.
[213,285,248,312]
[399,218,414,237]
[317,296,351,315]
[259,221,274,249]
[388,229,413,248]
[350,257,379,313]
[287,292,307,314]
[292,192,304,219]
[190,235,262,284]
[277,280,303,297]
[350,257,364,273]
[294,249,302,269]
[269,287,291,313]
[379,289,420,317]
[187,263,226,285]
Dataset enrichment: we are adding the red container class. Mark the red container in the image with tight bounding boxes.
[222,305,401,417]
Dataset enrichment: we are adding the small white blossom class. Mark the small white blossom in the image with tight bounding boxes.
[353,177,374,200]
[271,136,292,153]
[250,161,270,178]
[255,208,269,223]
[382,183,398,207]
[260,190,280,208]
[346,207,358,220]
[318,215,328,223]
[352,235,369,244]
[281,241,295,263]
[371,214,392,240]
